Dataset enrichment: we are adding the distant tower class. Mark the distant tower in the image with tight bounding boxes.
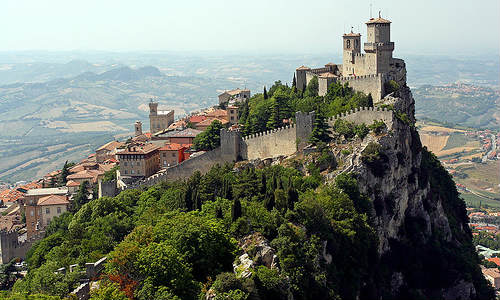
[134,121,142,137]
[148,99,174,134]
[149,99,158,116]
[364,12,394,74]
[342,27,362,76]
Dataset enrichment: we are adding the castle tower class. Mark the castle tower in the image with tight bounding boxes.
[295,66,311,93]
[148,99,175,134]
[364,13,394,74]
[342,29,362,76]
[134,121,142,137]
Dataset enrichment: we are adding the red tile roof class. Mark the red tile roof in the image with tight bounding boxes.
[38,194,69,206]
[189,115,207,124]
[366,17,391,24]
[119,144,159,155]
[66,180,80,187]
[159,143,185,151]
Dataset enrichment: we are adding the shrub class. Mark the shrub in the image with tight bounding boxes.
[332,119,355,140]
[361,142,388,177]
[368,120,386,134]
[384,80,400,94]
[354,124,369,139]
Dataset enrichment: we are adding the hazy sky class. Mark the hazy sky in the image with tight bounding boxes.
[1,0,499,55]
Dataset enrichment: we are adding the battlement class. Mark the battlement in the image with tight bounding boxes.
[242,124,295,141]
[338,73,383,81]
[327,106,393,129]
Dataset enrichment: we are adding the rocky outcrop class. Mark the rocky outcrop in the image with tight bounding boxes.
[233,233,279,278]
[326,86,491,299]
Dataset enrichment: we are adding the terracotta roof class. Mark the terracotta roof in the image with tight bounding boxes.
[99,163,116,172]
[366,17,391,24]
[119,144,159,155]
[196,118,229,127]
[168,120,187,130]
[189,115,207,124]
[66,180,80,187]
[206,109,228,119]
[325,62,337,66]
[38,194,69,206]
[159,143,185,151]
[97,141,125,152]
[66,170,104,182]
[220,89,250,97]
[343,32,361,37]
[296,65,311,71]
[487,257,500,266]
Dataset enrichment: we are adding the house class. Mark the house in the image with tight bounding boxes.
[159,143,188,168]
[162,128,203,144]
[37,195,70,228]
[22,187,69,238]
[195,117,229,131]
[483,267,500,289]
[66,169,104,186]
[218,89,251,105]
[487,257,500,267]
[206,109,228,121]
[96,141,125,163]
[66,180,81,193]
[117,144,160,180]
[189,115,207,126]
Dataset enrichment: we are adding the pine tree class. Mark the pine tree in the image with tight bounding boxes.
[60,161,71,185]
[292,73,297,88]
[309,110,332,145]
[263,86,268,100]
[259,174,267,196]
[266,99,280,129]
[231,199,242,221]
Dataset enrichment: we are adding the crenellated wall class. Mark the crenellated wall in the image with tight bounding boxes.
[327,106,393,129]
[240,125,297,160]
[337,73,385,102]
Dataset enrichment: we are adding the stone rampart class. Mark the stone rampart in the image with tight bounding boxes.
[0,230,43,264]
[71,282,90,300]
[327,106,393,129]
[337,73,385,102]
[240,125,297,160]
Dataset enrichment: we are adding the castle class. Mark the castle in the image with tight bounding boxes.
[296,14,406,102]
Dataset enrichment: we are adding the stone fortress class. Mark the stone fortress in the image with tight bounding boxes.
[296,13,406,102]
[114,14,405,191]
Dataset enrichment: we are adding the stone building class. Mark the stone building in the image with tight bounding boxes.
[155,128,202,144]
[95,141,124,163]
[296,14,406,102]
[117,144,160,180]
[134,121,143,137]
[149,100,174,134]
[218,89,251,105]
[22,187,69,238]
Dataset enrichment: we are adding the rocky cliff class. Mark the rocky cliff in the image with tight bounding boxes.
[327,86,492,299]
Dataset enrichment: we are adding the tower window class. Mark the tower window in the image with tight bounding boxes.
[346,40,351,49]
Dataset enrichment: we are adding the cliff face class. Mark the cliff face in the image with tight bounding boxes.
[330,87,492,299]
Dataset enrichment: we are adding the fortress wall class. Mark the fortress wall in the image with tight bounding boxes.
[338,74,385,102]
[305,72,316,87]
[0,230,42,264]
[310,67,330,74]
[327,106,394,129]
[240,125,297,160]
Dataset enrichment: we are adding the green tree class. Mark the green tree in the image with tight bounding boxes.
[59,161,73,186]
[304,76,318,97]
[72,181,90,211]
[263,86,268,100]
[309,111,331,145]
[231,199,242,221]
[193,120,224,151]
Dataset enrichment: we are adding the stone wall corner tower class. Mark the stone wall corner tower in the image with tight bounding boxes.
[364,13,394,75]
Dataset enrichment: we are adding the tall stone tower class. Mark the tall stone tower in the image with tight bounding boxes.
[134,121,142,137]
[364,13,394,74]
[342,30,362,76]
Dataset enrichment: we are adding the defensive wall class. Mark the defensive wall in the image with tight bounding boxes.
[327,106,394,129]
[240,125,297,160]
[0,230,43,264]
[119,108,392,190]
[337,73,385,102]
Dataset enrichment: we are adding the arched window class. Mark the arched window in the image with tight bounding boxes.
[354,39,359,48]
[346,40,351,49]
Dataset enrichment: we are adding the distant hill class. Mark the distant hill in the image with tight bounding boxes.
[414,84,500,129]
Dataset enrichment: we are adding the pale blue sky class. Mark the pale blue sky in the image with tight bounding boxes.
[1,0,499,55]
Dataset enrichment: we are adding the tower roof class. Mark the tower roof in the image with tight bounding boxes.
[366,17,391,24]
[296,65,311,71]
[343,32,361,37]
